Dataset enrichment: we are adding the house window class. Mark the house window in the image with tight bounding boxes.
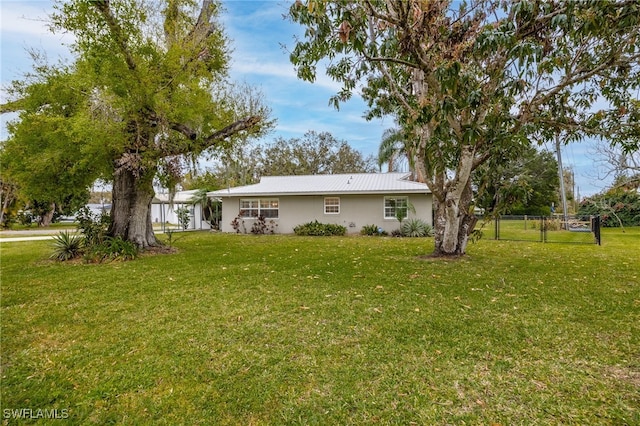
[324,197,340,214]
[384,196,408,220]
[239,199,279,218]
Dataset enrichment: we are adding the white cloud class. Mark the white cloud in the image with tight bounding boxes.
[231,59,297,80]
[1,3,53,36]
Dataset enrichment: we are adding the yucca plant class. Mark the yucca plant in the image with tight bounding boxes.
[401,218,433,237]
[50,231,83,261]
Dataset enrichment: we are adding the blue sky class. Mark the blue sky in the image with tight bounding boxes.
[1,0,611,196]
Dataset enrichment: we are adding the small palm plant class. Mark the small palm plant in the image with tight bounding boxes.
[50,231,83,261]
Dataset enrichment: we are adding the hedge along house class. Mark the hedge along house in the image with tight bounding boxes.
[208,172,433,234]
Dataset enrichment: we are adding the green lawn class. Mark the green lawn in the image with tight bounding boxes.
[1,229,638,425]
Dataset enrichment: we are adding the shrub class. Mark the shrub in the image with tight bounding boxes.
[390,229,403,237]
[17,210,34,227]
[250,215,278,234]
[544,218,561,231]
[85,236,138,262]
[578,191,640,227]
[401,218,433,237]
[176,207,191,230]
[50,231,83,261]
[231,215,246,233]
[76,206,110,246]
[360,224,387,236]
[294,220,346,236]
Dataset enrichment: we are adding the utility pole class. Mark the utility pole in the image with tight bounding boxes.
[555,133,569,229]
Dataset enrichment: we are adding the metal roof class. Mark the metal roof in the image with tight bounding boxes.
[153,190,201,203]
[208,173,430,197]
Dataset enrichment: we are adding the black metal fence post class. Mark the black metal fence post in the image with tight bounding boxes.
[592,215,601,245]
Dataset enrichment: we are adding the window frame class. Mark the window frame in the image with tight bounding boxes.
[384,196,409,220]
[239,198,279,219]
[324,197,340,214]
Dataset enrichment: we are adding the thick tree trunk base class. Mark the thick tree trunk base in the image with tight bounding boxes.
[108,165,159,250]
[432,181,475,257]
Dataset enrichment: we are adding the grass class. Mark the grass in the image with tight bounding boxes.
[1,229,639,425]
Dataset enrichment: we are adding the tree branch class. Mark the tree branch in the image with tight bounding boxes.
[204,115,261,145]
[161,115,261,157]
[0,99,24,114]
[170,122,197,140]
[92,0,138,72]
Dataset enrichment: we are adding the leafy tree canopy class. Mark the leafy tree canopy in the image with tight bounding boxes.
[474,145,559,216]
[288,0,640,255]
[1,0,272,247]
[255,131,377,176]
[183,131,376,191]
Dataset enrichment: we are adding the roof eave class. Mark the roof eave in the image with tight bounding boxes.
[208,190,431,197]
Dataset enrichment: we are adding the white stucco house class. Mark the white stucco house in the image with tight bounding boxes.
[152,190,214,230]
[208,172,433,234]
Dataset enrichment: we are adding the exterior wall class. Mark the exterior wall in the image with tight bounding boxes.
[219,194,432,234]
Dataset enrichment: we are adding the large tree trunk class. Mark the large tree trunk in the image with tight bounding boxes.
[39,202,56,227]
[432,180,476,256]
[108,164,158,249]
[0,183,16,226]
[430,147,477,256]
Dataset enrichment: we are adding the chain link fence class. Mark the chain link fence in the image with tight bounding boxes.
[478,215,601,245]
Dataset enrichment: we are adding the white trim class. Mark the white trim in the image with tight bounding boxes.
[239,198,279,219]
[384,196,409,220]
[324,197,340,214]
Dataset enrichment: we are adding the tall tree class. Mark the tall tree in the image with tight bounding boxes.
[288,0,640,256]
[474,146,559,216]
[198,130,376,188]
[1,0,271,248]
[257,131,377,176]
[1,67,96,226]
[590,141,640,191]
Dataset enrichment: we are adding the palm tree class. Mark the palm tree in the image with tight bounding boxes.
[189,188,220,230]
[377,128,407,173]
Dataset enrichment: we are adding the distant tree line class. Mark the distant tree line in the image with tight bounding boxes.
[578,175,640,228]
[183,131,377,191]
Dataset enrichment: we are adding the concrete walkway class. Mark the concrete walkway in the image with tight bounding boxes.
[0,228,78,243]
[0,228,172,243]
[0,235,59,243]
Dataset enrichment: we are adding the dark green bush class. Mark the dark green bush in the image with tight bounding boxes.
[360,224,387,236]
[294,220,346,236]
[578,191,640,227]
[76,206,110,245]
[17,211,34,227]
[85,236,138,262]
[51,209,139,262]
